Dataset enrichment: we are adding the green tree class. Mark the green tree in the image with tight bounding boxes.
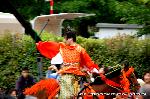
[0,0,47,20]
[54,0,150,36]
[0,0,149,35]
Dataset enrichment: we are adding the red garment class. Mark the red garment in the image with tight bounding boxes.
[36,41,60,59]
[82,84,104,99]
[36,41,99,75]
[24,79,60,99]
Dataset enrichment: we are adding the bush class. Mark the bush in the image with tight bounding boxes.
[0,33,150,90]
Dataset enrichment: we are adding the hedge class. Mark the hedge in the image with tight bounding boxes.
[0,33,150,90]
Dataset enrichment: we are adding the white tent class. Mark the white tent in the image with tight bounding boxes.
[33,13,95,36]
[0,12,24,35]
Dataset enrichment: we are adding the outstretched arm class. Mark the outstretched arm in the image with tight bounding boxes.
[80,48,99,72]
[36,41,60,59]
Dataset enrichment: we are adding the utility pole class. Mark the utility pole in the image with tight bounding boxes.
[45,0,54,14]
[37,53,43,80]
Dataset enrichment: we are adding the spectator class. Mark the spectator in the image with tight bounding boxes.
[46,65,60,80]
[16,67,35,99]
[46,52,62,80]
[0,88,17,99]
[0,88,5,99]
[9,89,17,99]
[138,71,150,99]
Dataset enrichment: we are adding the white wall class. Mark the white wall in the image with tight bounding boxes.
[0,23,24,35]
[95,28,139,39]
[0,12,24,35]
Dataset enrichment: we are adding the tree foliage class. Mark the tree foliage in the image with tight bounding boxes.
[55,0,150,36]
[0,0,149,35]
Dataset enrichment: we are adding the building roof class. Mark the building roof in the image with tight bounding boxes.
[33,13,95,21]
[96,23,143,29]
[0,12,19,23]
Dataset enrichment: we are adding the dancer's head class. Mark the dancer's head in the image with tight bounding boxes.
[64,31,76,45]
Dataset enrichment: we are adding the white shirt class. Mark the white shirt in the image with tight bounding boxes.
[51,52,63,64]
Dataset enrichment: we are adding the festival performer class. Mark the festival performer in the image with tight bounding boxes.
[36,31,101,98]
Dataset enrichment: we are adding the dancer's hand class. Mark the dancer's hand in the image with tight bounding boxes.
[99,68,105,74]
[48,65,58,71]
[91,68,105,74]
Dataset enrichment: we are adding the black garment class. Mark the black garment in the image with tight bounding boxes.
[15,75,35,99]
[0,94,16,99]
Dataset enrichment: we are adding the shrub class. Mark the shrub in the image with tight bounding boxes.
[0,33,150,89]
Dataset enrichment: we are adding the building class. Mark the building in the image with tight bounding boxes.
[0,12,24,35]
[95,23,143,39]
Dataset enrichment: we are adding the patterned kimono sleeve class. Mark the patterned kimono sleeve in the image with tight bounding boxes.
[80,48,99,71]
[36,41,60,59]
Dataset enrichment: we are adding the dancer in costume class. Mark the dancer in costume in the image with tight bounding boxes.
[36,31,101,98]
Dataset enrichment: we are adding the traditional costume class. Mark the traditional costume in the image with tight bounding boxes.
[36,41,99,98]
